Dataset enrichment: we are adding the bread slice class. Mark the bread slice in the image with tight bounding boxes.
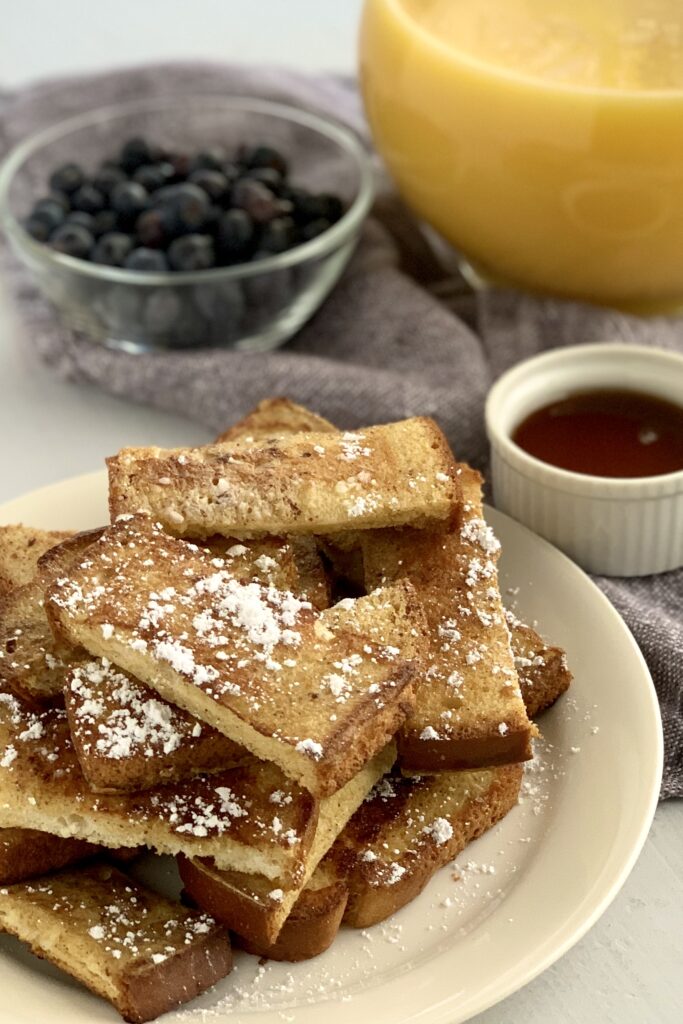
[0,525,73,593]
[48,516,426,797]
[362,467,536,773]
[65,657,248,793]
[0,861,232,1023]
[0,690,323,880]
[215,397,336,445]
[0,827,101,885]
[230,861,348,962]
[107,417,461,538]
[508,613,573,718]
[0,529,103,707]
[216,398,367,587]
[177,743,394,947]
[331,763,523,928]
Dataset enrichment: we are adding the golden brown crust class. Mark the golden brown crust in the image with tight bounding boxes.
[0,529,104,707]
[337,764,523,928]
[396,728,533,772]
[509,618,573,718]
[234,873,348,963]
[107,417,461,538]
[0,526,73,591]
[0,861,232,1023]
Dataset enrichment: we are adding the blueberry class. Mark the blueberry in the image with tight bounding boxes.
[92,209,119,236]
[135,207,174,248]
[216,208,254,261]
[221,162,242,189]
[300,217,332,241]
[188,169,230,202]
[92,163,127,196]
[189,147,226,172]
[46,190,71,214]
[111,181,148,225]
[257,216,295,254]
[48,163,85,195]
[49,223,94,259]
[167,152,192,182]
[31,198,66,233]
[71,184,106,215]
[133,162,174,192]
[124,247,169,272]
[167,233,214,271]
[24,215,52,242]
[144,289,183,332]
[153,183,210,234]
[243,145,288,177]
[232,179,280,224]
[288,190,343,225]
[244,167,283,193]
[119,137,159,173]
[91,232,134,267]
[66,211,97,233]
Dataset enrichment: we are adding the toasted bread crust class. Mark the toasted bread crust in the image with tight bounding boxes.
[0,526,73,592]
[0,862,232,1023]
[337,764,523,928]
[233,869,348,962]
[396,728,533,772]
[107,417,461,538]
[0,529,103,707]
[509,617,573,718]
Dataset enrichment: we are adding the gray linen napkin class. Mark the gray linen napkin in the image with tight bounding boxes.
[0,63,680,798]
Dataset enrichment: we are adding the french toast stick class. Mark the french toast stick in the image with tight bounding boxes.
[363,468,536,772]
[333,763,523,928]
[0,862,232,1022]
[107,417,461,538]
[48,516,427,797]
[508,613,573,718]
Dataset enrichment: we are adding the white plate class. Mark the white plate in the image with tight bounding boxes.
[0,471,663,1024]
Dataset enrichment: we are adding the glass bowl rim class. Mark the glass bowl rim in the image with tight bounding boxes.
[0,94,375,286]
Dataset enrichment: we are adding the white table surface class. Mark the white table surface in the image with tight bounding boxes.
[1,4,681,1023]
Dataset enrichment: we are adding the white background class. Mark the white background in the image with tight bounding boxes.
[0,3,681,1022]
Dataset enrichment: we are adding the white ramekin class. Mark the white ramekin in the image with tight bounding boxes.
[485,343,683,577]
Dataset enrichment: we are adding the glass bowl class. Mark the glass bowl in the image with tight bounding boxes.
[0,96,374,353]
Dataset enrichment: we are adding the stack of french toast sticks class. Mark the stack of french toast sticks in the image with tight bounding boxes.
[0,399,571,1022]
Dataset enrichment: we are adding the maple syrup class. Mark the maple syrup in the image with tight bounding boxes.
[512,390,683,478]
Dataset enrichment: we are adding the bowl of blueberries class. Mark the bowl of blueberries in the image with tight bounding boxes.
[0,95,374,352]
